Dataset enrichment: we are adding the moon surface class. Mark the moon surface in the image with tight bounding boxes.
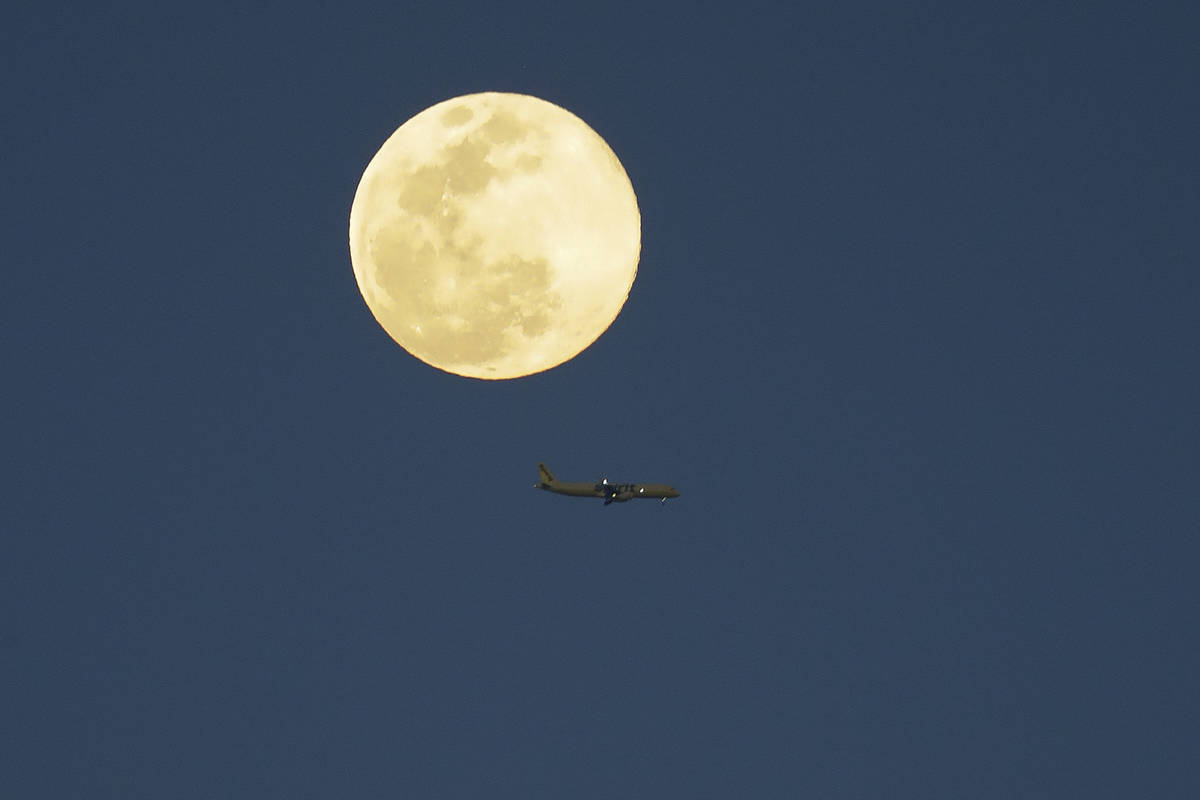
[349,92,641,379]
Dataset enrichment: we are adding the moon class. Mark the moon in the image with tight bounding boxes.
[349,92,641,379]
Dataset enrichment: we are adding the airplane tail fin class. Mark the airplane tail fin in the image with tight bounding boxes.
[537,463,557,485]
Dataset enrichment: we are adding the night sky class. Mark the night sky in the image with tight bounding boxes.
[5,3,1198,797]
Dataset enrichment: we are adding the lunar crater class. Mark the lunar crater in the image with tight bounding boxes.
[440,105,474,127]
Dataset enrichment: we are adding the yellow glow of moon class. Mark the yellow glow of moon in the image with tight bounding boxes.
[349,92,641,379]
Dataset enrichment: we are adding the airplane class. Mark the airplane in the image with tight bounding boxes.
[534,463,681,505]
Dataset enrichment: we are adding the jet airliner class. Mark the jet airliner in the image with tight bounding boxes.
[534,463,680,505]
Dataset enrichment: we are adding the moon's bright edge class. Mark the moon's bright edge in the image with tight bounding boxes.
[349,92,641,379]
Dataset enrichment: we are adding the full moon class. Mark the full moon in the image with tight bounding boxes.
[349,92,641,379]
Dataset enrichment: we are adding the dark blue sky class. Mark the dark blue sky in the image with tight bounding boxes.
[5,3,1198,797]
